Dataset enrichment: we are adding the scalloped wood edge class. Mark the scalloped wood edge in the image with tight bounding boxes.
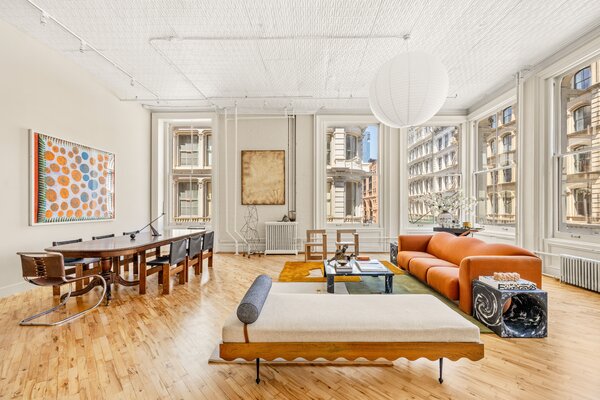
[220,341,484,362]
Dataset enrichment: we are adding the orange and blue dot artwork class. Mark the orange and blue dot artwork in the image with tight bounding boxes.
[34,132,115,223]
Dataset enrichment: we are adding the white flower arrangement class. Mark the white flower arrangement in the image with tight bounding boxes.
[421,191,477,216]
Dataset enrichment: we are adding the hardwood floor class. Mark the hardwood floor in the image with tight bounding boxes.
[0,253,599,400]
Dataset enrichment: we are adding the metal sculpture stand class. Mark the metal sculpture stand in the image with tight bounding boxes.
[241,205,262,258]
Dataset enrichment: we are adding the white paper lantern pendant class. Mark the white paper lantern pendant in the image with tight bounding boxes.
[369,39,449,128]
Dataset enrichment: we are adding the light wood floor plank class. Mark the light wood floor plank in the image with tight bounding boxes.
[0,253,599,399]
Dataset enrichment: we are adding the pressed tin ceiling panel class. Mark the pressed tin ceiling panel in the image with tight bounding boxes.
[2,0,600,113]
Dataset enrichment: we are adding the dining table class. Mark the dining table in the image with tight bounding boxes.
[45,228,206,303]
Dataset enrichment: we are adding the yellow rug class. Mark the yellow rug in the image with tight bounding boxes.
[278,260,403,282]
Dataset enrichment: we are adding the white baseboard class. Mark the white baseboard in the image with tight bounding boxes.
[0,281,31,298]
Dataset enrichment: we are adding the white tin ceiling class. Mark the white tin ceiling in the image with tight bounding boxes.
[2,0,600,113]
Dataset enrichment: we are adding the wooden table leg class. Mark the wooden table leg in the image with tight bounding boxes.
[162,265,170,294]
[133,253,139,275]
[100,258,113,302]
[139,252,147,295]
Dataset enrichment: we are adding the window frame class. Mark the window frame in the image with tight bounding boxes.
[407,124,462,226]
[472,102,518,232]
[554,61,600,235]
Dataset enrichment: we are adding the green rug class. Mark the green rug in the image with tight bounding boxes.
[345,275,493,334]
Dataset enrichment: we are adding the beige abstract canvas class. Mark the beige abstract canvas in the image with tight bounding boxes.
[241,150,285,205]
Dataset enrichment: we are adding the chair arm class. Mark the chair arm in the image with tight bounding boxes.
[397,235,433,252]
[458,255,542,315]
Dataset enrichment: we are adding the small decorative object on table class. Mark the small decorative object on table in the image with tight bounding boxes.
[437,211,453,228]
[473,278,547,338]
[421,191,477,228]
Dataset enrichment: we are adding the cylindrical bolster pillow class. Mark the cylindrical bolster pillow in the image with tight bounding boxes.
[237,274,272,324]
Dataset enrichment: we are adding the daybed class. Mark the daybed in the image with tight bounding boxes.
[220,276,484,384]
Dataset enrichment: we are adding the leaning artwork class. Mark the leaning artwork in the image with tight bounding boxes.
[30,131,115,225]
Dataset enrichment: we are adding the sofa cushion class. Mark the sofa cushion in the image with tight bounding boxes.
[409,257,458,282]
[427,267,460,301]
[427,232,537,266]
[397,251,435,270]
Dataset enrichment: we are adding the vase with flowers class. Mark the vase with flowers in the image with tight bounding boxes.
[421,191,477,228]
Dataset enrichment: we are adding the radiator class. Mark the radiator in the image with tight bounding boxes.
[265,222,298,255]
[560,254,600,292]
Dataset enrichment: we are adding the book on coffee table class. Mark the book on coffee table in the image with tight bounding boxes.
[479,276,537,290]
[356,260,387,272]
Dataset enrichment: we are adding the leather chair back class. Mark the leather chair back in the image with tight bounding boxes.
[169,239,188,265]
[18,252,66,280]
[92,234,115,240]
[188,234,204,258]
[202,231,214,251]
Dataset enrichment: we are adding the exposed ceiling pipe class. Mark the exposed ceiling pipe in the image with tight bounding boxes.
[23,0,160,100]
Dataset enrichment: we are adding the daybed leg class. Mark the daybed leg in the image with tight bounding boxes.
[438,358,444,384]
[255,358,260,384]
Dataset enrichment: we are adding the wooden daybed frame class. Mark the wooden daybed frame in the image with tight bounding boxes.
[220,341,484,384]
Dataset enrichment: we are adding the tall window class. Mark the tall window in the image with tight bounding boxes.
[407,125,460,224]
[326,124,379,225]
[558,61,600,232]
[475,104,518,227]
[172,127,213,224]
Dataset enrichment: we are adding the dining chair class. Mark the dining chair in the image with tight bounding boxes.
[17,252,106,326]
[92,234,115,240]
[202,231,214,268]
[335,229,359,256]
[51,238,101,294]
[187,233,204,277]
[143,238,188,294]
[304,229,328,261]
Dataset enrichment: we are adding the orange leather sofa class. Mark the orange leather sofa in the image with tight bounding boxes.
[397,232,542,315]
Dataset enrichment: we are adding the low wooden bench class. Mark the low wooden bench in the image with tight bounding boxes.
[220,292,484,383]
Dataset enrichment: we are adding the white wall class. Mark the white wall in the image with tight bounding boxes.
[216,114,314,252]
[0,19,151,296]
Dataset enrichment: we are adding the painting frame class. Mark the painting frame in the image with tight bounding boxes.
[241,150,285,205]
[29,130,116,226]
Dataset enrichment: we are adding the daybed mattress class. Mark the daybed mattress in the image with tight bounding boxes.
[222,293,480,343]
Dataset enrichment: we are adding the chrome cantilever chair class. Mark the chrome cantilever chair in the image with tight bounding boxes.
[51,238,101,293]
[17,252,106,326]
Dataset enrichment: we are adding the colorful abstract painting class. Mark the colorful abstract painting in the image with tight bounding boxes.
[31,131,115,224]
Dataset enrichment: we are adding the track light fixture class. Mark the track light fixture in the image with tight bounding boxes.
[40,12,48,25]
[130,78,135,87]
[79,40,86,53]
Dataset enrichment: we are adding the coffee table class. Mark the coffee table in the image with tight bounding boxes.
[323,260,394,294]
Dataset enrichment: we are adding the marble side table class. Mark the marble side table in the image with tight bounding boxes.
[390,241,398,266]
[473,280,548,338]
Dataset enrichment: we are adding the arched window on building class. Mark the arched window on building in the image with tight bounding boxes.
[572,145,591,173]
[573,188,591,217]
[573,66,591,90]
[573,105,591,132]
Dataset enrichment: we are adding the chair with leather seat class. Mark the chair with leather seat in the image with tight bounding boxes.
[187,233,204,277]
[143,238,188,294]
[51,238,101,294]
[17,252,106,326]
[201,231,214,268]
[335,229,359,257]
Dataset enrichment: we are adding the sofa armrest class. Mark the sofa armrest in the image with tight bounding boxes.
[397,235,433,252]
[458,256,542,315]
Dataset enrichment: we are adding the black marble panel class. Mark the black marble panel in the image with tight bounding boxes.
[390,241,398,266]
[473,280,547,338]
